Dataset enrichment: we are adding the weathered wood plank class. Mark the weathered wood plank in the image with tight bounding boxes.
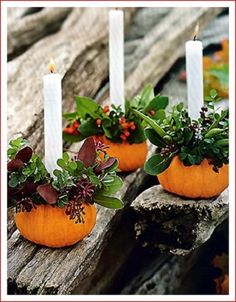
[131,185,228,256]
[8,8,73,60]
[125,7,222,98]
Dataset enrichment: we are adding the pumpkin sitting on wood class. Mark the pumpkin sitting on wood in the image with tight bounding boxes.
[63,84,168,172]
[134,90,229,199]
[8,137,123,248]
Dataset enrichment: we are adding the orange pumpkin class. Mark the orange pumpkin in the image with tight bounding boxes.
[95,136,148,172]
[158,156,228,199]
[15,203,96,248]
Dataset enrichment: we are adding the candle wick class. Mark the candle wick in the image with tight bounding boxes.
[193,35,197,41]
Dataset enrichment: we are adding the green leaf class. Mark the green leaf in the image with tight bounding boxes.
[57,158,65,169]
[133,110,167,138]
[145,128,166,147]
[76,96,101,119]
[8,173,20,188]
[102,175,123,195]
[63,132,84,143]
[63,112,78,120]
[152,109,166,121]
[140,84,155,107]
[63,152,69,162]
[144,154,172,175]
[79,119,101,137]
[144,95,168,112]
[68,161,77,170]
[209,89,218,99]
[93,194,124,209]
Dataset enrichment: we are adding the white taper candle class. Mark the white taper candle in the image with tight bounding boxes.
[185,36,204,120]
[43,61,62,176]
[109,9,125,112]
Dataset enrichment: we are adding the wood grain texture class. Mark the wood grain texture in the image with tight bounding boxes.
[125,7,222,98]
[131,185,228,256]
[8,8,73,60]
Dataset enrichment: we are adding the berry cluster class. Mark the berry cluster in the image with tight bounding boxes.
[119,117,136,141]
[64,121,80,135]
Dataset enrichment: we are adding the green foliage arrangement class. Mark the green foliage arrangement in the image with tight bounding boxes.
[133,89,229,175]
[63,84,168,144]
[7,137,123,223]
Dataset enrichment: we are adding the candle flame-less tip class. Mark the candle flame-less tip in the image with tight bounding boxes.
[193,24,199,41]
[48,58,56,73]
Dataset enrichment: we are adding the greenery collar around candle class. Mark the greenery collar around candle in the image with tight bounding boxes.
[133,89,229,175]
[8,137,123,223]
[63,84,168,144]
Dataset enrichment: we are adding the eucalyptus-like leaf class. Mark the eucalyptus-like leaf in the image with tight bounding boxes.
[144,154,173,175]
[144,128,166,147]
[93,194,124,209]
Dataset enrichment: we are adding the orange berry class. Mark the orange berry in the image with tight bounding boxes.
[103,105,110,113]
[130,125,136,130]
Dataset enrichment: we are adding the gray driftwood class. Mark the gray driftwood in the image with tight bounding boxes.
[131,185,228,256]
[125,7,222,98]
[8,8,73,60]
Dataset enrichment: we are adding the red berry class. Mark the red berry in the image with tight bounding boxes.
[72,121,80,129]
[96,119,102,127]
[130,125,136,130]
[121,122,129,130]
[63,127,74,134]
[120,134,127,141]
[124,130,130,137]
[149,110,155,116]
[103,105,110,113]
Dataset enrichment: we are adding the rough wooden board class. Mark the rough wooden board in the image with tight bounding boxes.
[125,7,222,98]
[131,185,228,256]
[8,8,73,60]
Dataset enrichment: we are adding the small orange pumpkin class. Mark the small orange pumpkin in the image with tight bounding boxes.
[95,136,148,172]
[15,203,96,248]
[158,156,228,199]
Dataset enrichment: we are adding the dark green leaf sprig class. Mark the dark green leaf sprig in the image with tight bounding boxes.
[63,84,168,144]
[133,90,229,175]
[7,137,123,223]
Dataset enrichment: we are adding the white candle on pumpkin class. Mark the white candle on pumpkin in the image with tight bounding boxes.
[43,59,62,176]
[109,9,125,112]
[185,25,204,120]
